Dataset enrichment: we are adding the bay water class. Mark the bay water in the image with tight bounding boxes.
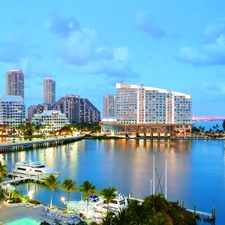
[0,138,224,224]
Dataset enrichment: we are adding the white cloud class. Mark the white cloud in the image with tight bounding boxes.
[178,21,225,65]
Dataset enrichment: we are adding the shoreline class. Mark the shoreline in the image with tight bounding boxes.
[0,134,223,153]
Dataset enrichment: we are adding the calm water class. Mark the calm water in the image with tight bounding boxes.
[1,139,224,224]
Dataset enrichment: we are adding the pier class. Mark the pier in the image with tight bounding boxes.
[180,201,215,223]
[0,135,84,152]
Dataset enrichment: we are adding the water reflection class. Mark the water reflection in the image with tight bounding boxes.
[1,139,224,224]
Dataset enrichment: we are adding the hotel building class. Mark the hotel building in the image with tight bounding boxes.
[103,94,115,116]
[6,69,24,99]
[0,95,26,126]
[100,83,192,137]
[44,78,56,104]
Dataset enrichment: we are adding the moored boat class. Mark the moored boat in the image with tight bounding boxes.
[12,160,60,180]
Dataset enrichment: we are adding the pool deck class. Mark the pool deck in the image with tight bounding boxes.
[0,204,98,224]
[0,204,73,224]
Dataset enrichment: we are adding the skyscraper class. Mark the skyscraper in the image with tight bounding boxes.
[6,69,24,99]
[43,78,56,104]
[103,94,115,117]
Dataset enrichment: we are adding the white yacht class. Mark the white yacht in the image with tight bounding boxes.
[12,160,60,180]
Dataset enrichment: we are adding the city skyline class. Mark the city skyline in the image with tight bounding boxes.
[0,1,225,117]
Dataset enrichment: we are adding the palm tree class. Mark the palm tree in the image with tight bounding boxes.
[79,180,97,215]
[126,200,147,225]
[44,174,60,209]
[111,209,131,225]
[100,187,117,212]
[0,161,8,183]
[0,186,5,210]
[59,178,77,211]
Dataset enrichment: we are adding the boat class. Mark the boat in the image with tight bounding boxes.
[12,160,60,180]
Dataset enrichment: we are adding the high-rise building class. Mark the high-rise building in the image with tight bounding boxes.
[103,94,115,117]
[44,78,55,104]
[100,83,192,136]
[115,83,192,124]
[6,69,24,99]
[53,94,101,124]
[0,95,26,126]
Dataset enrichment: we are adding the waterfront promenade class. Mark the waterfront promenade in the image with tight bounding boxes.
[0,135,84,151]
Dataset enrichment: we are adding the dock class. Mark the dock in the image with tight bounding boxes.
[3,175,45,185]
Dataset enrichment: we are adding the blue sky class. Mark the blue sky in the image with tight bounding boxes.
[0,0,225,117]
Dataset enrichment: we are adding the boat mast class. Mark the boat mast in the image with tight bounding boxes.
[165,158,167,199]
[152,154,155,195]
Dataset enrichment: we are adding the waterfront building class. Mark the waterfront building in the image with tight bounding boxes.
[100,83,192,136]
[27,103,52,121]
[0,95,26,126]
[6,69,24,99]
[31,110,70,133]
[103,94,115,117]
[53,94,101,124]
[44,78,56,104]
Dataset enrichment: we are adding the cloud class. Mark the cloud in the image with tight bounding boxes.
[56,27,97,65]
[178,20,225,65]
[204,19,225,42]
[45,13,79,37]
[135,10,165,40]
[50,14,138,79]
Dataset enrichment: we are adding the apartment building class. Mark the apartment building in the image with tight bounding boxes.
[6,69,24,99]
[103,94,115,117]
[53,95,100,124]
[44,78,56,104]
[0,95,26,126]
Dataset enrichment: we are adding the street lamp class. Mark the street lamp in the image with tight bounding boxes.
[61,196,67,210]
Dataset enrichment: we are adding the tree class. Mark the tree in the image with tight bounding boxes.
[111,209,131,225]
[222,120,225,132]
[79,180,98,215]
[44,174,60,209]
[0,161,8,183]
[0,186,5,209]
[100,187,117,212]
[59,178,77,211]
[126,200,148,225]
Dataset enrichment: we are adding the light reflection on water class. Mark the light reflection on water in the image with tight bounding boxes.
[1,139,224,224]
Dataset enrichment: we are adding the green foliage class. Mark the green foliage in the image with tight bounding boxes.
[102,194,197,225]
[222,120,225,131]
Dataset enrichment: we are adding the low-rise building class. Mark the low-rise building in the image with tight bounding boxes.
[31,110,70,133]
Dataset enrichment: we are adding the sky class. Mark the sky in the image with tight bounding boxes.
[0,0,225,117]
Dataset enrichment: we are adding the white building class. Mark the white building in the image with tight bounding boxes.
[100,83,192,136]
[115,83,192,124]
[31,110,70,133]
[0,95,26,126]
[44,78,56,104]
